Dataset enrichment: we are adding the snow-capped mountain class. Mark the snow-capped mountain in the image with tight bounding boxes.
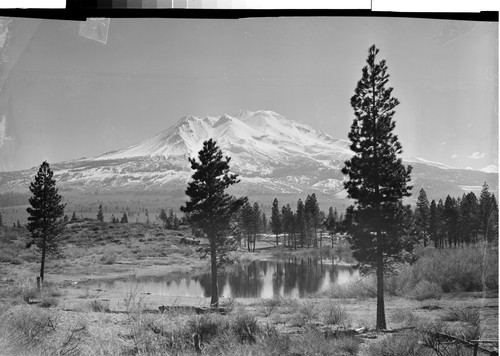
[0,110,497,201]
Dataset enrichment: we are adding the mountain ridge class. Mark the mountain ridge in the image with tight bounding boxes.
[0,110,497,201]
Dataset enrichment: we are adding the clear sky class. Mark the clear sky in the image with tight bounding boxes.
[0,15,497,171]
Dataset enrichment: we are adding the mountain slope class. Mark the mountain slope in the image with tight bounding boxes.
[0,110,497,202]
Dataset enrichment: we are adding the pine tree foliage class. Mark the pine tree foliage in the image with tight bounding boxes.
[415,188,430,246]
[159,208,167,224]
[341,45,412,330]
[121,212,128,223]
[26,161,66,283]
[181,139,246,307]
[271,198,282,246]
[97,204,104,222]
[296,199,306,248]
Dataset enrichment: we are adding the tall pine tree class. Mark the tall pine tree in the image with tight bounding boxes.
[26,161,66,284]
[181,139,246,307]
[415,188,430,246]
[341,45,412,330]
[271,198,282,247]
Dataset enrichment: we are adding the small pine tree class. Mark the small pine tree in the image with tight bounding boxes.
[415,188,430,246]
[97,204,104,222]
[479,182,493,241]
[181,139,246,307]
[26,161,66,284]
[71,211,77,221]
[270,198,282,247]
[296,199,305,249]
[121,212,128,223]
[159,208,167,226]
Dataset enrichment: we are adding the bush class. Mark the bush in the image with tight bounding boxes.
[39,296,59,308]
[187,314,229,345]
[319,275,377,299]
[88,299,110,312]
[367,331,432,356]
[321,301,350,326]
[407,280,442,301]
[393,247,498,294]
[231,312,260,343]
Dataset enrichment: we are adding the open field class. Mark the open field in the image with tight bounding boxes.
[0,221,498,355]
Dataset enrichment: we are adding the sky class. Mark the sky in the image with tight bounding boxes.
[0,15,497,171]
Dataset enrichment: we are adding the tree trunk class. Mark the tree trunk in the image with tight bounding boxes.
[276,233,279,247]
[209,234,219,308]
[376,230,386,330]
[39,237,46,286]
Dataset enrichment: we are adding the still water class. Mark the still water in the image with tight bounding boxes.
[87,258,359,299]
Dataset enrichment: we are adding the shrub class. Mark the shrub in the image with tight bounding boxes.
[88,299,110,312]
[231,312,260,343]
[319,276,377,299]
[39,296,59,308]
[101,250,118,265]
[407,280,442,301]
[391,308,418,327]
[259,297,282,317]
[393,246,498,294]
[187,314,229,345]
[367,331,432,356]
[298,300,320,322]
[321,301,350,326]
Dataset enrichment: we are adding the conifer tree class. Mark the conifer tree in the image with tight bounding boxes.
[26,161,66,284]
[443,195,459,247]
[181,139,246,307]
[305,193,320,247]
[17,219,21,228]
[241,201,254,251]
[271,198,282,246]
[0,211,3,227]
[415,188,430,246]
[486,194,498,242]
[479,182,493,241]
[429,199,439,248]
[341,45,412,330]
[281,204,293,247]
[251,202,262,252]
[159,208,167,226]
[296,199,306,248]
[121,212,128,223]
[459,192,479,245]
[71,211,77,221]
[97,204,104,222]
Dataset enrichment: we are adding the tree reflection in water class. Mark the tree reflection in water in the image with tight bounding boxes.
[87,259,359,298]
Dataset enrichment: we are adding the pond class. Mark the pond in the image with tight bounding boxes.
[86,258,360,299]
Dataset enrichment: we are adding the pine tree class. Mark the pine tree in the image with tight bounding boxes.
[121,212,128,223]
[251,202,262,252]
[159,208,167,226]
[262,213,267,234]
[305,193,320,247]
[281,204,293,247]
[296,199,306,249]
[479,182,493,241]
[97,204,104,222]
[486,194,498,242]
[181,139,246,307]
[71,211,77,221]
[241,201,254,251]
[26,161,66,284]
[415,188,430,246]
[443,195,459,247]
[429,199,438,248]
[341,45,412,330]
[0,211,3,227]
[270,198,282,247]
[459,192,479,245]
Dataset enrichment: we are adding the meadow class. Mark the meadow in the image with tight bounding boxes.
[0,219,497,355]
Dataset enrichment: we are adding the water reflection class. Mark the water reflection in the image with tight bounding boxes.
[88,258,359,299]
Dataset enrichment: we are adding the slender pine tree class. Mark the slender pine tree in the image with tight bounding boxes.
[97,204,104,222]
[26,161,66,284]
[181,139,246,307]
[415,188,430,246]
[341,45,412,330]
[271,198,283,247]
